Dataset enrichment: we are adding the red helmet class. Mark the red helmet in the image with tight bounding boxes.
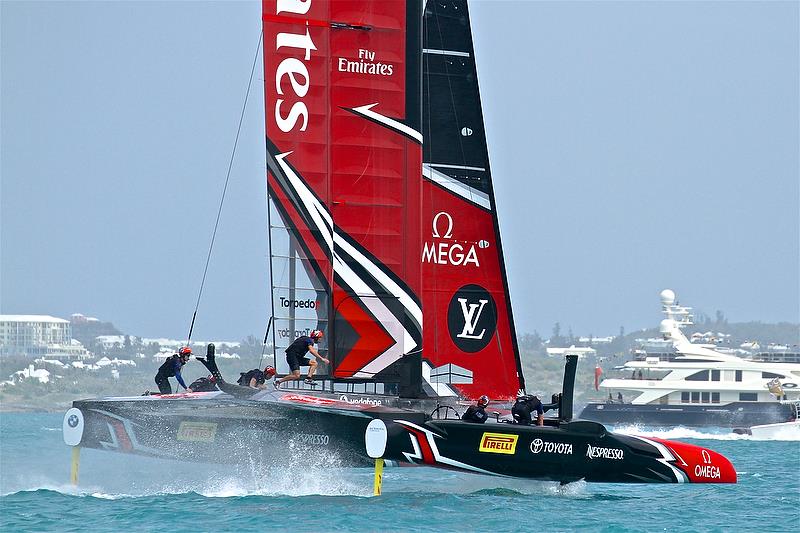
[310,330,323,339]
[263,365,276,378]
[477,395,490,407]
[178,346,192,357]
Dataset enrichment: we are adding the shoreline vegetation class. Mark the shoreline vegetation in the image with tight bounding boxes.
[1,320,797,413]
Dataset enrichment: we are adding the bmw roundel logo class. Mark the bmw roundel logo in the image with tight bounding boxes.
[63,408,84,446]
[447,284,497,353]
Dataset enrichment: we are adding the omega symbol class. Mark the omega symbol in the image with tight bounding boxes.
[432,212,453,238]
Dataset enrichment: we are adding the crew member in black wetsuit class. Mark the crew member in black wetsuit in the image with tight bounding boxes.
[154,346,191,394]
[274,330,329,388]
[188,374,218,392]
[237,366,277,389]
[512,394,545,426]
[461,395,490,423]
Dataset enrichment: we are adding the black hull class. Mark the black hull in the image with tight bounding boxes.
[66,395,735,483]
[374,418,736,484]
[65,391,428,467]
[63,356,737,484]
[579,402,794,428]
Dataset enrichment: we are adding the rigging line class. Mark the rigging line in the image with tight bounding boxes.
[257,316,274,369]
[186,29,264,345]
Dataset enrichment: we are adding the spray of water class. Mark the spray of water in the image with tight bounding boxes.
[611,424,800,441]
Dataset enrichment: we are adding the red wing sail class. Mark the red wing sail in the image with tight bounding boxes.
[263,0,423,380]
[420,0,525,400]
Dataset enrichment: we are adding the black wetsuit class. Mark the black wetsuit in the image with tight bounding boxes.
[285,336,314,371]
[461,405,488,424]
[512,396,544,425]
[154,355,187,394]
[237,369,266,387]
[189,376,218,392]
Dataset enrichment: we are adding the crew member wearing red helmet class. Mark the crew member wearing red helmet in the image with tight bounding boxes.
[461,395,490,423]
[237,365,277,389]
[154,346,192,394]
[188,374,218,392]
[274,330,329,388]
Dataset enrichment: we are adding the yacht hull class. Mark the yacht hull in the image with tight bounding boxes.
[63,392,737,484]
[579,401,793,427]
[63,391,427,466]
[373,418,736,483]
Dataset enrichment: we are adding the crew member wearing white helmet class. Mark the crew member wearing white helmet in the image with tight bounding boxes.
[274,330,329,388]
[512,393,545,426]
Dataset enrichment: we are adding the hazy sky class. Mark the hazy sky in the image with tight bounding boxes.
[2,1,798,341]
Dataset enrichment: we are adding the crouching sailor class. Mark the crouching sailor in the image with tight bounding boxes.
[237,366,277,389]
[274,330,329,388]
[154,346,192,394]
[512,393,544,426]
[188,374,218,392]
[461,395,490,423]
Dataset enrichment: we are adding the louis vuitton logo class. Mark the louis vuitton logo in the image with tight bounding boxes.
[456,298,489,340]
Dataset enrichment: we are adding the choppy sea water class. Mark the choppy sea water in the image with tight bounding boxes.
[1,413,798,532]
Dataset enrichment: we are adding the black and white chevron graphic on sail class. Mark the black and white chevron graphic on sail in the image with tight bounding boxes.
[422,163,492,211]
[268,148,423,376]
[344,103,423,145]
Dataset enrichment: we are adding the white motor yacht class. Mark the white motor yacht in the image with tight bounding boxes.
[580,290,800,427]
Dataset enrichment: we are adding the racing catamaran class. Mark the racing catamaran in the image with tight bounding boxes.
[63,0,736,485]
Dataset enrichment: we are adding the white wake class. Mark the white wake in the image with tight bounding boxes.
[612,424,800,441]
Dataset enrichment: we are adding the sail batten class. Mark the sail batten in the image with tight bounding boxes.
[423,48,471,57]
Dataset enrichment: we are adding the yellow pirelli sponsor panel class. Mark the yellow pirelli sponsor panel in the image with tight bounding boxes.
[479,432,518,454]
[177,421,218,443]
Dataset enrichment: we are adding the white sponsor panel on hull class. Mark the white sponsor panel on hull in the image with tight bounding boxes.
[365,419,388,459]
[177,421,217,443]
[63,408,84,446]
